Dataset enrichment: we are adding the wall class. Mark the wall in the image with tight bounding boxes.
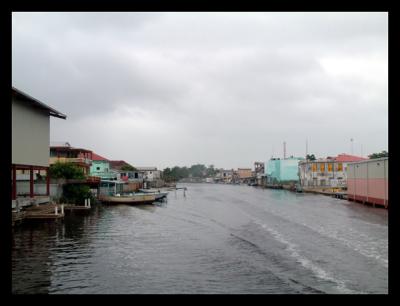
[347,158,388,206]
[90,160,110,175]
[12,97,50,167]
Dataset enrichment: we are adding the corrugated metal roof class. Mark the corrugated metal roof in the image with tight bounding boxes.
[92,152,110,161]
[334,154,367,162]
[12,87,67,119]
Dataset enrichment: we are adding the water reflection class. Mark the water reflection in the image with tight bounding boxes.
[12,184,388,294]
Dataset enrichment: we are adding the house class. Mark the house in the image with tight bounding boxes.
[265,157,304,187]
[254,162,265,186]
[49,142,93,175]
[214,169,233,183]
[12,87,66,208]
[89,152,118,181]
[298,153,367,190]
[347,157,388,208]
[136,167,161,181]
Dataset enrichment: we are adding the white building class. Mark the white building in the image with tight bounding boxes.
[298,154,367,189]
[12,87,66,208]
[136,167,161,181]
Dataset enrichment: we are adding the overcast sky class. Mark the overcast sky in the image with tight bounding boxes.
[12,12,388,170]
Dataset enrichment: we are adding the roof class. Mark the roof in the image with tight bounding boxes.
[347,156,388,164]
[50,146,92,153]
[109,160,134,170]
[300,153,367,164]
[12,87,67,119]
[92,152,109,161]
[334,154,367,162]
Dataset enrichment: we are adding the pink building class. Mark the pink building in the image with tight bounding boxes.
[347,157,388,208]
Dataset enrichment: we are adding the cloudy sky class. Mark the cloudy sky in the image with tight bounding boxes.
[12,12,388,170]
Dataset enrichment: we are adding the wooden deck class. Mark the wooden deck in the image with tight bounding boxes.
[20,204,64,221]
[63,204,91,213]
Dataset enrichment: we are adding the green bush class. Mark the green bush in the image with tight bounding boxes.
[49,162,85,179]
[62,184,92,205]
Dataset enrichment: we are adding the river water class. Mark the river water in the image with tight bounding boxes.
[12,183,388,294]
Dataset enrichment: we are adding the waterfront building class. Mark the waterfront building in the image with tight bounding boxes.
[136,167,161,181]
[12,87,66,209]
[298,154,367,189]
[265,157,304,187]
[214,169,233,183]
[347,157,388,208]
[50,142,93,175]
[254,162,265,186]
[237,168,252,179]
[90,152,119,180]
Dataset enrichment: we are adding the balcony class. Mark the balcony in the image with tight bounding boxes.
[50,157,92,166]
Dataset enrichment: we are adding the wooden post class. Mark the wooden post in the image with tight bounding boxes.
[12,165,16,200]
[30,166,34,198]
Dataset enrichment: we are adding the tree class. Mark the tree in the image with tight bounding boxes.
[62,184,92,205]
[121,164,136,171]
[368,151,388,159]
[49,162,85,179]
[306,154,316,161]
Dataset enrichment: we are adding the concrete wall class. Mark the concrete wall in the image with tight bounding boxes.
[90,160,110,175]
[16,182,63,198]
[12,97,50,167]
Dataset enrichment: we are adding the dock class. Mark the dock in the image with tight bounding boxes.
[24,203,65,220]
[63,203,91,213]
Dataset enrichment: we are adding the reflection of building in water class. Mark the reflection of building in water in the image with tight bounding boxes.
[12,225,56,293]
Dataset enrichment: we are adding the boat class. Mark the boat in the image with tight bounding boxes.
[138,189,169,201]
[99,180,156,204]
[99,193,156,204]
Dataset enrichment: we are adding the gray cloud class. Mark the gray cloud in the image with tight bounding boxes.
[13,12,388,169]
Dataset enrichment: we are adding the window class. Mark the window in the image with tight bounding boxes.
[320,163,325,172]
[337,163,343,171]
[96,167,100,171]
[312,163,317,172]
[328,163,333,172]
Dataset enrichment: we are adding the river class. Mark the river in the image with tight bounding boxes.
[12,183,388,294]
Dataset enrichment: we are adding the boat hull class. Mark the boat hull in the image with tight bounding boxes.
[99,194,156,204]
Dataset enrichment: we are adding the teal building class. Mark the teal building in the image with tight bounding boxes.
[265,157,304,184]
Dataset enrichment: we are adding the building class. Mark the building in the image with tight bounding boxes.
[214,169,233,183]
[136,167,161,181]
[50,142,93,175]
[254,162,265,186]
[12,87,66,208]
[89,152,118,180]
[298,153,367,190]
[347,157,388,208]
[237,168,252,179]
[265,157,304,187]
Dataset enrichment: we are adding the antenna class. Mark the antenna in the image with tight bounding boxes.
[283,141,286,159]
[350,138,354,155]
[306,139,308,157]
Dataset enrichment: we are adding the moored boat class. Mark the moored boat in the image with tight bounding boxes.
[99,193,156,204]
[138,189,169,201]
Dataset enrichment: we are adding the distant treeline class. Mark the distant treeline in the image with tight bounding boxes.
[162,164,217,182]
